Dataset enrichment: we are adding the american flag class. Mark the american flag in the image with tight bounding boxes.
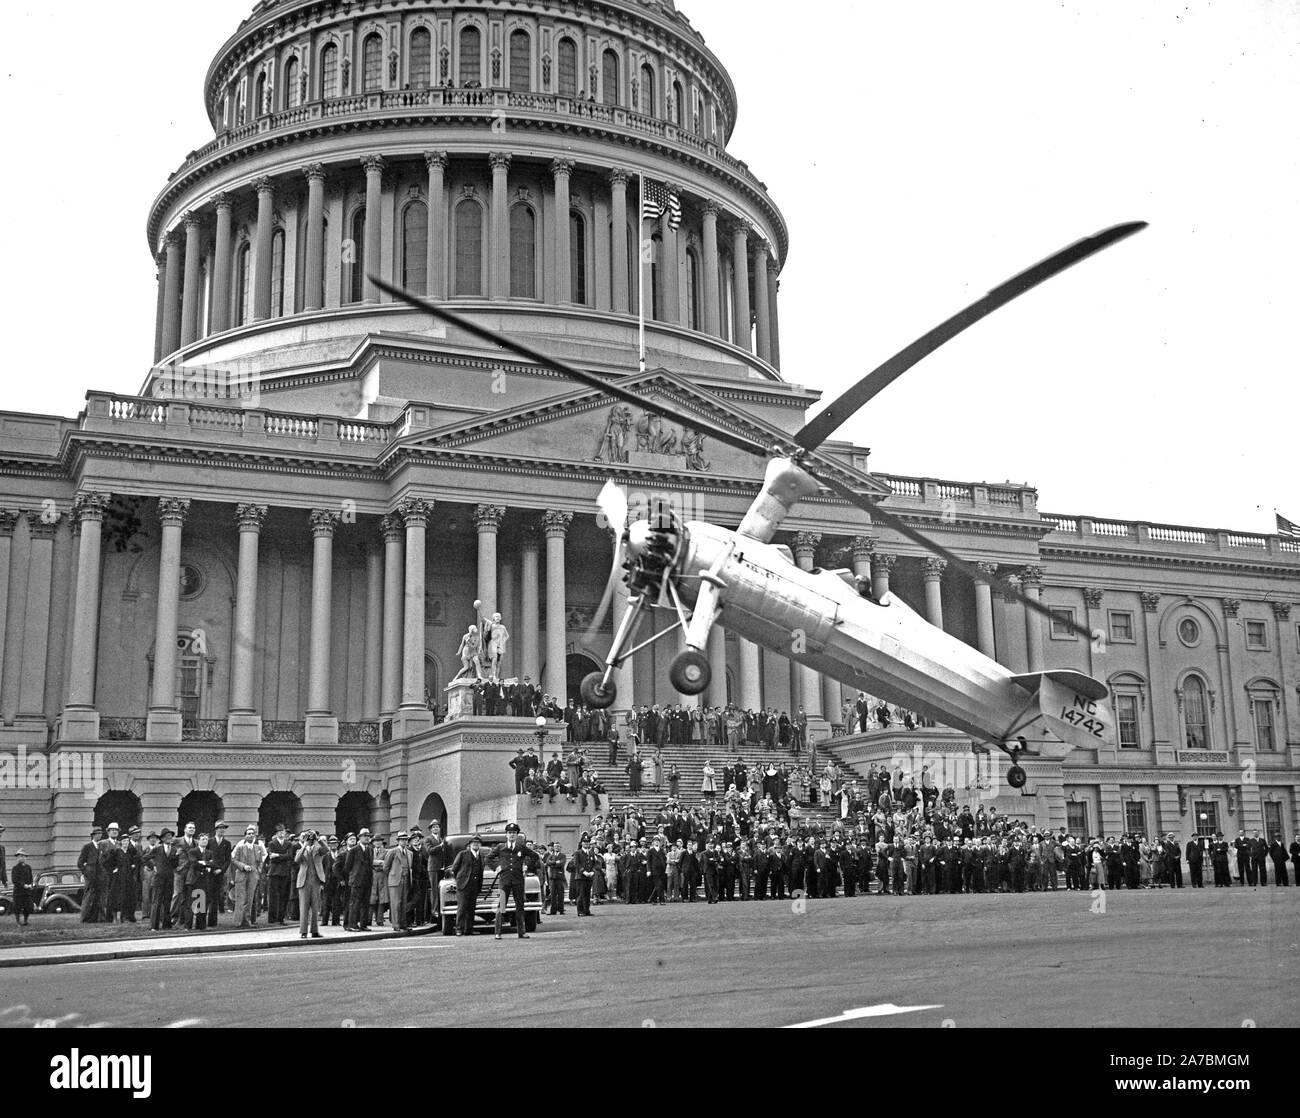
[1278,513,1299,537]
[642,178,682,230]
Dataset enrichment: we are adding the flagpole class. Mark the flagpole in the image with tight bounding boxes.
[638,172,646,373]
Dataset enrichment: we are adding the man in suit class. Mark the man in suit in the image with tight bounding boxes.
[1269,835,1290,885]
[147,828,175,930]
[230,825,264,928]
[1233,832,1253,885]
[1211,832,1232,886]
[569,839,596,916]
[1163,834,1183,888]
[265,822,294,924]
[293,829,329,938]
[169,822,199,928]
[383,831,414,931]
[450,836,484,935]
[1185,835,1205,887]
[77,826,103,923]
[206,821,232,925]
[0,823,6,891]
[488,823,538,938]
[1250,831,1269,886]
[344,829,374,930]
[425,822,450,920]
[646,837,668,905]
[545,843,567,915]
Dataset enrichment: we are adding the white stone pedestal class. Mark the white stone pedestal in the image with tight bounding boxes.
[146,709,182,743]
[444,679,478,720]
[227,714,263,743]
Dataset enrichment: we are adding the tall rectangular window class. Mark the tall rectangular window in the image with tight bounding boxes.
[558,38,577,97]
[410,29,432,89]
[509,30,531,93]
[570,212,587,305]
[363,34,383,92]
[1253,699,1275,751]
[402,203,429,295]
[459,26,482,86]
[1194,802,1218,838]
[1049,607,1077,639]
[1264,801,1283,841]
[1109,611,1134,642]
[454,200,483,296]
[1116,694,1140,748]
[1245,620,1268,649]
[1123,801,1147,836]
[270,229,285,317]
[1066,801,1088,839]
[509,205,536,298]
[321,44,339,99]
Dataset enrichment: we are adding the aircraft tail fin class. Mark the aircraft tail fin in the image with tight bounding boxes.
[1013,669,1115,752]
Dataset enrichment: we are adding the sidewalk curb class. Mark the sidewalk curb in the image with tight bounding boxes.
[0,924,437,969]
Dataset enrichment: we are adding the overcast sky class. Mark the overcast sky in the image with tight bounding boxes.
[1,0,1295,532]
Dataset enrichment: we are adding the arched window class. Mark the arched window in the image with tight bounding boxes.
[1181,675,1209,749]
[321,43,339,99]
[509,204,536,298]
[509,30,531,93]
[459,26,482,86]
[673,79,684,128]
[255,72,267,118]
[602,48,620,105]
[685,245,700,329]
[639,62,656,115]
[570,211,588,305]
[235,242,252,326]
[650,232,662,319]
[284,56,300,108]
[410,28,432,88]
[362,33,383,92]
[454,199,484,296]
[270,228,286,317]
[402,201,429,294]
[558,37,577,97]
[346,208,366,304]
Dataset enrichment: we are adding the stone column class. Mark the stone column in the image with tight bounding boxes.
[769,271,782,369]
[362,156,385,302]
[210,193,234,333]
[923,557,947,629]
[706,625,728,708]
[153,249,169,363]
[398,498,431,713]
[738,638,761,711]
[252,176,275,320]
[871,552,896,602]
[1083,587,1104,678]
[497,558,515,679]
[180,213,204,347]
[793,532,824,723]
[850,536,875,584]
[1021,565,1045,672]
[303,165,326,312]
[424,151,448,300]
[974,562,998,660]
[609,169,630,314]
[701,202,721,337]
[543,511,572,701]
[730,222,751,350]
[380,514,405,716]
[552,159,574,303]
[520,529,541,686]
[363,542,383,721]
[753,243,771,362]
[60,493,110,739]
[489,152,511,300]
[305,510,339,742]
[474,505,505,619]
[661,183,681,323]
[160,233,183,357]
[0,512,15,710]
[147,497,190,742]
[227,503,268,742]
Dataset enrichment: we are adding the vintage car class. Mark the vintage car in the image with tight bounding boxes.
[436,833,544,936]
[0,868,86,915]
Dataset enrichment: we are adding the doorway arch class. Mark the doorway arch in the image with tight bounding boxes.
[177,790,224,838]
[418,792,448,836]
[94,790,142,834]
[335,791,375,839]
[259,791,303,839]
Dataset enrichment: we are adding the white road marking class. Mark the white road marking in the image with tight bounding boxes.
[783,1003,944,1028]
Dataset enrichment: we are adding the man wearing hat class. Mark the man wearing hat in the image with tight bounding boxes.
[0,823,7,891]
[450,836,485,935]
[344,829,373,931]
[170,822,199,928]
[231,825,265,928]
[11,849,33,925]
[139,831,158,922]
[383,830,413,931]
[120,825,143,923]
[425,822,450,922]
[265,822,294,925]
[408,828,428,926]
[77,826,103,923]
[322,836,343,926]
[150,829,176,930]
[208,822,233,925]
[294,829,329,938]
[487,823,538,939]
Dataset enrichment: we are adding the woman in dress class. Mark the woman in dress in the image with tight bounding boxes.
[667,764,680,799]
[700,761,717,802]
[650,747,664,789]
[603,844,620,901]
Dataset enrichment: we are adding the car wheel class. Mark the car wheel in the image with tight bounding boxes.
[0,899,10,916]
[46,898,70,914]
[524,912,538,933]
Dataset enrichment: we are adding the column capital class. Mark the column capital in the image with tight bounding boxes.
[608,167,631,187]
[850,535,875,563]
[1271,601,1292,621]
[397,496,432,527]
[474,504,506,532]
[253,175,275,197]
[751,237,771,261]
[183,211,203,231]
[164,230,183,250]
[1221,597,1241,617]
[0,510,18,536]
[1019,564,1045,587]
[923,557,948,581]
[424,150,448,172]
[542,510,573,539]
[488,151,512,172]
[73,491,113,523]
[302,162,326,184]
[871,552,897,576]
[212,191,234,211]
[1083,587,1104,608]
[157,497,191,526]
[975,561,999,580]
[549,157,575,179]
[235,503,268,532]
[360,155,386,176]
[792,531,821,560]
[309,508,339,538]
[1140,591,1161,613]
[701,200,720,219]
[730,219,752,241]
[23,507,62,537]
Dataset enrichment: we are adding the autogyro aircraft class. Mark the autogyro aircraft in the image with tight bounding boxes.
[371,220,1145,787]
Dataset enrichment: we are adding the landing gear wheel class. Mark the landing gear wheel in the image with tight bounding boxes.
[1006,763,1027,789]
[669,649,711,695]
[580,672,617,709]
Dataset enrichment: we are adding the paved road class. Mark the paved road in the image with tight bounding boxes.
[1,889,1294,1028]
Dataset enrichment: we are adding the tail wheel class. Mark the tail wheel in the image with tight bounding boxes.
[580,672,617,709]
[669,649,711,696]
[1006,764,1027,789]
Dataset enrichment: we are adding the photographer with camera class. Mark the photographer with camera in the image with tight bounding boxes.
[294,829,329,939]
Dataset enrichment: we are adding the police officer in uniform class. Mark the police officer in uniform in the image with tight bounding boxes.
[488,823,538,939]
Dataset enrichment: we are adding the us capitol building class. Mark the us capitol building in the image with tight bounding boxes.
[1,0,1296,863]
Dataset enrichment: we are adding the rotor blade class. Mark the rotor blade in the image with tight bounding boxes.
[792,221,1148,453]
[370,276,770,460]
[582,559,625,651]
[801,462,1097,642]
[596,480,628,537]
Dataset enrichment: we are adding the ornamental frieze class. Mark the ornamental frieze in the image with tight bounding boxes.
[592,405,711,472]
